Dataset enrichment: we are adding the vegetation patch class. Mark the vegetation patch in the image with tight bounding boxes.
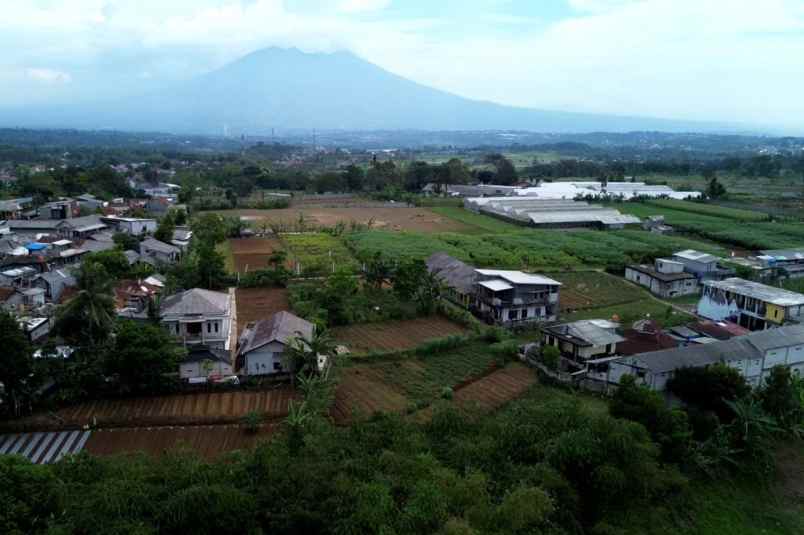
[281,232,359,276]
[331,316,469,355]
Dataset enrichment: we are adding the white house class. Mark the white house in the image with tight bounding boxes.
[236,311,314,376]
[160,288,235,352]
[625,258,698,298]
[102,216,157,235]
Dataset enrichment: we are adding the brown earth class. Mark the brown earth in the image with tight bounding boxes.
[7,389,298,431]
[230,237,283,274]
[84,424,280,459]
[330,316,469,354]
[218,207,473,233]
[330,366,409,424]
[236,287,290,335]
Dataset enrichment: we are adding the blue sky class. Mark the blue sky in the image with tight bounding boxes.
[2,0,804,132]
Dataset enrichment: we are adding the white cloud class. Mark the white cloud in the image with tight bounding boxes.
[25,68,72,84]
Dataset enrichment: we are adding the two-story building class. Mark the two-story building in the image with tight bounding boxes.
[541,319,624,370]
[625,258,698,298]
[672,249,734,281]
[140,237,181,266]
[102,216,157,236]
[159,288,235,352]
[698,277,804,330]
[426,253,561,326]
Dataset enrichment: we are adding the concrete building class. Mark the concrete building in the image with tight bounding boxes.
[236,311,315,376]
[179,346,233,380]
[426,252,561,327]
[160,288,235,352]
[542,319,624,370]
[672,250,734,281]
[608,324,804,390]
[140,238,181,265]
[102,216,157,236]
[758,248,804,279]
[698,278,804,330]
[625,258,698,298]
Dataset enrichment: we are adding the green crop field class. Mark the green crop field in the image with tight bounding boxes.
[546,270,646,310]
[281,232,359,276]
[616,202,804,250]
[429,206,523,233]
[642,199,769,221]
[345,228,724,271]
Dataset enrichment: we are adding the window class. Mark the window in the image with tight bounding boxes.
[214,322,219,333]
[207,323,212,333]
[273,362,283,371]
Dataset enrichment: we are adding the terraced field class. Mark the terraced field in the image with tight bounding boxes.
[331,316,469,354]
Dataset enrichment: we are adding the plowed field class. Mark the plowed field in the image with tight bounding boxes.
[230,237,283,274]
[11,389,297,431]
[84,424,280,459]
[331,316,469,354]
[331,366,409,424]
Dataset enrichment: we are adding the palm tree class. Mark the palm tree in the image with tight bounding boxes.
[57,261,116,346]
[283,328,336,381]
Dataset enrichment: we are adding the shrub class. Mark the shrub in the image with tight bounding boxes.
[241,410,264,434]
[539,346,561,371]
[441,386,454,400]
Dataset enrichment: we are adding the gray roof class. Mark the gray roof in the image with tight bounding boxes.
[545,320,625,347]
[80,239,115,253]
[673,249,719,264]
[703,277,804,307]
[0,200,22,212]
[141,237,180,255]
[7,220,65,230]
[64,215,106,231]
[741,324,804,352]
[184,346,231,365]
[631,337,762,374]
[627,264,696,283]
[527,210,640,226]
[426,252,477,294]
[160,288,231,317]
[760,248,804,261]
[123,250,141,265]
[238,311,314,355]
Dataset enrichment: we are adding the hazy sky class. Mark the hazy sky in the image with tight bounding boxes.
[3,0,804,131]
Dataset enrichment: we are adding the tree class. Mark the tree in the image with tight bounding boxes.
[284,328,336,381]
[154,210,176,243]
[55,261,116,346]
[342,164,365,191]
[0,312,35,416]
[104,321,185,395]
[191,213,227,245]
[484,154,518,185]
[667,364,750,423]
[85,250,130,279]
[112,231,140,252]
[539,345,561,371]
[758,366,803,431]
[610,375,692,462]
[364,252,392,289]
[393,259,428,300]
[706,177,727,199]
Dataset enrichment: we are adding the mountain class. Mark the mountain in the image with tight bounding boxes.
[2,47,732,134]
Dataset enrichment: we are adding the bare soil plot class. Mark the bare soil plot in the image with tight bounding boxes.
[230,237,283,274]
[236,287,290,335]
[10,389,298,431]
[331,366,409,424]
[451,363,537,411]
[220,207,474,233]
[84,424,280,459]
[330,316,469,354]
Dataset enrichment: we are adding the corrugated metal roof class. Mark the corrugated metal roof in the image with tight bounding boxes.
[741,324,804,352]
[478,279,514,292]
[0,430,91,464]
[476,269,561,286]
[703,277,804,307]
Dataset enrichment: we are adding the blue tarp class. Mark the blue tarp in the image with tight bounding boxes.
[25,242,48,251]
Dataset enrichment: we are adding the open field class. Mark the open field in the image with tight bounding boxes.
[236,287,290,334]
[346,228,724,270]
[429,206,523,233]
[615,202,804,250]
[215,207,474,232]
[332,341,499,422]
[445,363,536,411]
[546,270,646,312]
[7,389,298,431]
[229,237,283,273]
[84,424,280,459]
[330,316,469,354]
[642,199,769,221]
[281,232,359,276]
[562,296,694,327]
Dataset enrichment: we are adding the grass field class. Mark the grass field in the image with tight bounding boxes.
[546,270,646,311]
[346,228,724,271]
[562,297,694,327]
[217,239,235,273]
[331,316,469,355]
[781,277,804,294]
[430,206,524,233]
[281,232,359,276]
[642,199,769,221]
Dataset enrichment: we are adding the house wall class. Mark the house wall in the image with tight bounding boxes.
[245,341,288,376]
[179,361,233,379]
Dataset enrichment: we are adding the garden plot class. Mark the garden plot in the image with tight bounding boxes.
[281,232,359,276]
[330,316,469,355]
[229,237,283,274]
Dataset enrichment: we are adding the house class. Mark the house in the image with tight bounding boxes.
[608,324,804,390]
[115,278,162,320]
[123,250,142,266]
[758,248,804,279]
[140,237,181,265]
[172,227,193,250]
[6,219,69,239]
[40,199,78,220]
[18,317,51,343]
[159,288,235,352]
[179,346,234,380]
[625,258,698,298]
[542,319,624,370]
[698,277,804,330]
[102,216,157,235]
[0,200,23,220]
[617,319,680,356]
[33,270,76,302]
[426,253,561,326]
[687,320,750,341]
[64,215,107,239]
[672,249,734,281]
[76,193,107,211]
[642,215,673,234]
[236,311,315,376]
